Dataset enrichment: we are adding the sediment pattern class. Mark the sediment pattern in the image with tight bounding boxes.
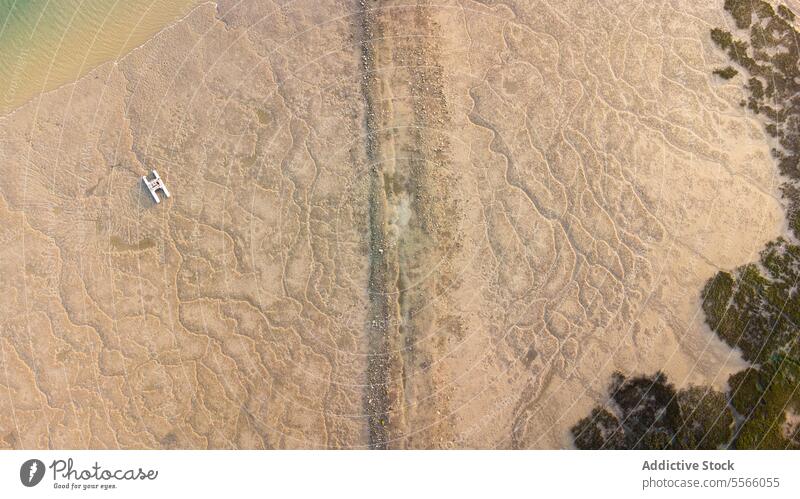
[0,1,372,448]
[710,0,800,234]
[359,0,460,449]
[0,0,787,448]
[573,0,800,450]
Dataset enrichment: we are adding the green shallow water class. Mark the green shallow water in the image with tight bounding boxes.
[0,0,200,114]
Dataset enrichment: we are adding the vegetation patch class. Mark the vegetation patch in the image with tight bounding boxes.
[713,66,739,79]
[572,373,732,449]
[702,239,800,364]
[572,1,800,450]
[573,241,800,449]
[710,1,800,231]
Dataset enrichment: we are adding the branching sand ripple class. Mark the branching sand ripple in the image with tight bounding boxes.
[0,0,787,448]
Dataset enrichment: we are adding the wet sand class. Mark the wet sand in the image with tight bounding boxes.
[0,0,786,448]
[0,0,200,113]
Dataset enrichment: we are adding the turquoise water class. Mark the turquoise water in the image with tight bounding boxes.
[0,0,199,113]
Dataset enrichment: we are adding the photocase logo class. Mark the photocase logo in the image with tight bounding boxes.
[20,459,45,487]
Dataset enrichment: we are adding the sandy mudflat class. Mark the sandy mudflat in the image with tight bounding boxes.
[0,0,785,448]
